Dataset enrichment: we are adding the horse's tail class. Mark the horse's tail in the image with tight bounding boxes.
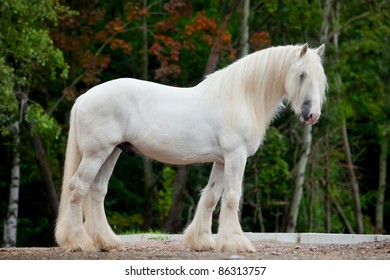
[55,102,81,244]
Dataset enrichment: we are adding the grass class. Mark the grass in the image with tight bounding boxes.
[122,229,169,241]
[122,229,167,235]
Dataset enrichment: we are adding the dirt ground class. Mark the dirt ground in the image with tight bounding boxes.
[1,239,390,260]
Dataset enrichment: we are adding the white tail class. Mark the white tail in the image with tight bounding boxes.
[55,104,87,249]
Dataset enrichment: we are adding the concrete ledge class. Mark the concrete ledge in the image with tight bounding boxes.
[299,233,390,244]
[120,233,390,245]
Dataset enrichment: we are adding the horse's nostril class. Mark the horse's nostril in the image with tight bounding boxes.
[301,99,312,121]
[304,113,320,125]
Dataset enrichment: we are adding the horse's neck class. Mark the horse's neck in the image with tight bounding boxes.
[199,46,294,137]
[241,49,290,129]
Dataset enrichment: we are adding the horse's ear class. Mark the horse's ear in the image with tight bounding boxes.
[300,43,308,58]
[317,44,325,57]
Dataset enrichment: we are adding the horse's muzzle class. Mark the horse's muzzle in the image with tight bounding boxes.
[301,99,320,125]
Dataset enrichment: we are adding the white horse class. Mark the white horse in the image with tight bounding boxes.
[55,43,326,253]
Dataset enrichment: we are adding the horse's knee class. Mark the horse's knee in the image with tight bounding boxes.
[202,182,223,208]
[69,175,90,203]
[222,191,240,210]
[90,184,108,202]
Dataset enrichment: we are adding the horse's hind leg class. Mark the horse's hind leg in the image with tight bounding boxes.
[184,162,224,251]
[56,150,112,252]
[84,148,123,251]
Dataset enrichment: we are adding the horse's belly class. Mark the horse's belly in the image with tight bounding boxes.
[131,139,223,165]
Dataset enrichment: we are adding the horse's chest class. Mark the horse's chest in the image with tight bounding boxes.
[246,139,262,157]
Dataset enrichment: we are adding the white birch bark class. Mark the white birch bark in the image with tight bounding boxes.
[286,124,312,232]
[3,121,20,247]
[286,0,332,233]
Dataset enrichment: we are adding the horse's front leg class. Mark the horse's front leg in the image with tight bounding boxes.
[184,162,224,251]
[216,149,255,253]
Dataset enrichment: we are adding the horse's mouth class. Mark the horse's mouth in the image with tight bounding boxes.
[302,113,320,125]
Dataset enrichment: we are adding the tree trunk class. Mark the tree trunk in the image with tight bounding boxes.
[141,158,155,231]
[141,0,148,82]
[375,126,388,233]
[332,197,355,234]
[324,133,332,233]
[375,79,390,234]
[308,159,315,232]
[285,0,333,233]
[163,166,189,233]
[319,0,333,44]
[332,0,364,234]
[139,0,156,231]
[252,155,265,232]
[204,0,241,74]
[341,122,364,233]
[3,121,21,247]
[286,124,312,232]
[240,0,250,58]
[320,0,333,234]
[29,123,59,225]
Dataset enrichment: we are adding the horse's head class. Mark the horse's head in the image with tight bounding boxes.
[284,43,327,125]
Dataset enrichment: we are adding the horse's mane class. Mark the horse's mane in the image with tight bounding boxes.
[201,45,303,132]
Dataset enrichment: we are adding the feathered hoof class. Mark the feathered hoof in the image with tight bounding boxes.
[215,233,256,253]
[55,225,97,252]
[100,245,125,252]
[94,235,125,252]
[59,236,98,252]
[183,226,215,251]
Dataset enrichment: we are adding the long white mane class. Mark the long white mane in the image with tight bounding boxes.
[201,45,323,131]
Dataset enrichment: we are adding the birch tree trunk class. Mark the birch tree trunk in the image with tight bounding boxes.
[285,0,332,233]
[240,0,250,58]
[286,124,312,232]
[3,121,20,247]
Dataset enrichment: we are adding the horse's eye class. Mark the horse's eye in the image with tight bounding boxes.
[299,72,306,82]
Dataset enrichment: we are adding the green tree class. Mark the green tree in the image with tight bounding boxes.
[332,0,390,233]
[1,0,68,246]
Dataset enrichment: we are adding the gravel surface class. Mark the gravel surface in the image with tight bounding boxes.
[1,239,390,260]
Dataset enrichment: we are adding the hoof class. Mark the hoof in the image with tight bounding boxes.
[184,225,215,251]
[215,233,256,253]
[60,237,98,252]
[95,236,124,252]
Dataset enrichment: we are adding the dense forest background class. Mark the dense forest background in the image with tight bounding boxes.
[1,0,389,247]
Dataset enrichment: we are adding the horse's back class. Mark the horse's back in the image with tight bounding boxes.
[71,78,223,164]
